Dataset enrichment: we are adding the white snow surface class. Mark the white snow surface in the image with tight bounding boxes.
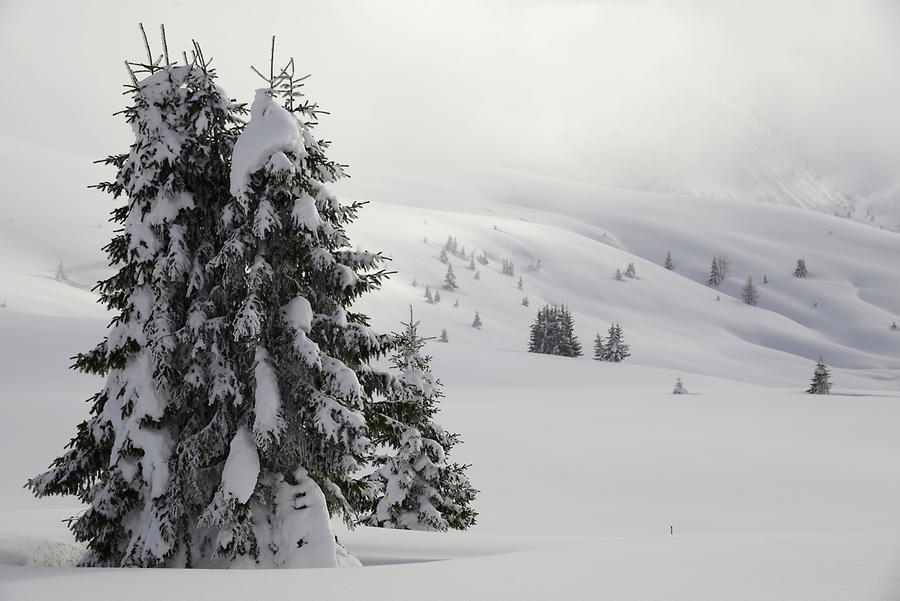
[1,138,899,598]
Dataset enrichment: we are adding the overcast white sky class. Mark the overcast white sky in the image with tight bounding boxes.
[1,0,898,199]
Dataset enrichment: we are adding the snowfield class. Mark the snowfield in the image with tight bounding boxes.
[1,135,899,599]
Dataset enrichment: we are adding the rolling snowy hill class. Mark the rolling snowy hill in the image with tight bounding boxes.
[1,134,899,599]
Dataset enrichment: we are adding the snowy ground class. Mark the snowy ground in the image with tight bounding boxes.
[1,135,899,599]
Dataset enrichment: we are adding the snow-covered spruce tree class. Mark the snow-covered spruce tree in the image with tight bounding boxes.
[625,262,636,278]
[592,332,604,360]
[741,277,759,306]
[891,321,898,331]
[439,248,449,264]
[708,257,722,287]
[424,285,434,303]
[614,268,624,282]
[362,310,476,530]
[411,278,418,287]
[187,58,402,566]
[663,251,674,270]
[517,276,524,290]
[439,328,449,342]
[600,323,630,362]
[472,311,483,329]
[672,374,688,394]
[55,260,68,282]
[474,270,481,280]
[794,258,808,278]
[443,264,457,291]
[807,358,832,394]
[521,296,529,307]
[434,290,442,303]
[27,37,247,567]
[468,256,476,270]
[527,304,582,357]
[453,297,459,308]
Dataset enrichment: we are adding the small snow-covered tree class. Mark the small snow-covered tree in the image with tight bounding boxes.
[443,264,458,291]
[501,258,515,276]
[434,290,442,303]
[717,254,730,279]
[517,276,524,290]
[625,262,636,278]
[424,285,434,303]
[362,310,476,531]
[807,358,832,394]
[527,305,582,357]
[672,374,687,394]
[763,274,768,284]
[599,323,630,362]
[521,296,529,307]
[614,268,624,282]
[439,248,449,264]
[592,332,604,360]
[708,258,722,287]
[891,321,898,331]
[473,270,481,280]
[794,258,808,278]
[472,311,483,329]
[453,297,459,308]
[476,253,489,266]
[663,252,674,270]
[411,278,418,287]
[55,260,67,282]
[468,256,476,270]
[439,328,449,342]
[741,277,759,306]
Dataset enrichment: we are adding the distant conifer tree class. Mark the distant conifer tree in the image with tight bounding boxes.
[741,277,759,306]
[807,358,832,394]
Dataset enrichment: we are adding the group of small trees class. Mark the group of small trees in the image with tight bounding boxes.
[527,305,582,357]
[614,262,637,282]
[527,305,631,363]
[501,258,515,276]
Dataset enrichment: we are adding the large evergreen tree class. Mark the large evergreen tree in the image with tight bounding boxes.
[27,39,247,567]
[362,310,476,530]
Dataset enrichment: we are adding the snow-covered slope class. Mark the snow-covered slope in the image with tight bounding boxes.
[2,138,900,599]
